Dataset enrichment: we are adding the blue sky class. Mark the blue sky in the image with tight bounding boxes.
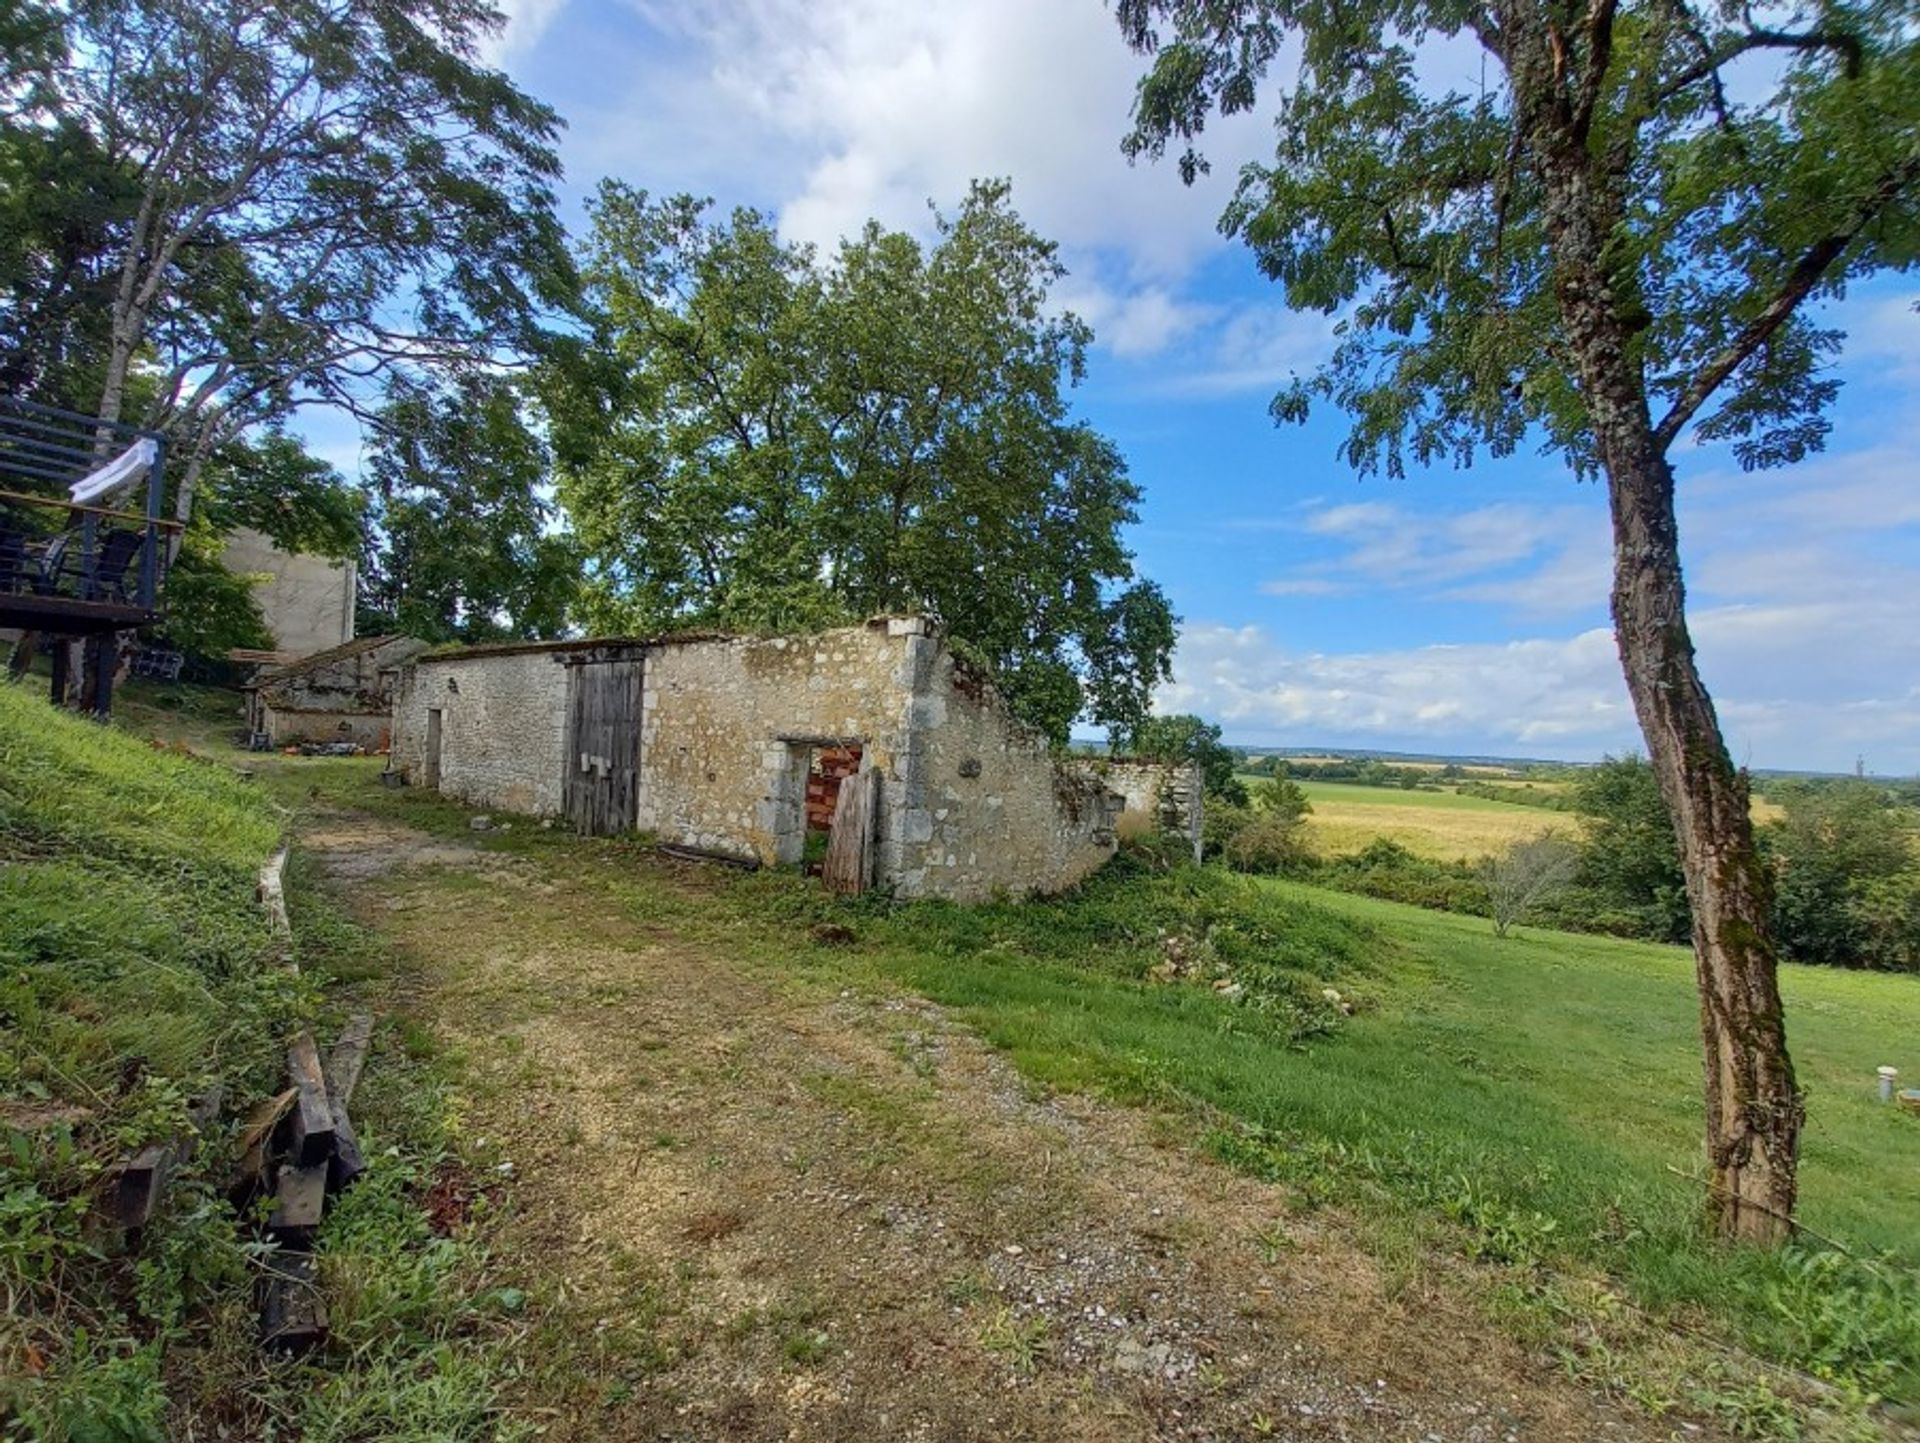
[369,0,1920,772]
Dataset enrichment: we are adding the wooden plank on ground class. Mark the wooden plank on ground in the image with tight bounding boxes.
[325,1013,374,1107]
[285,1032,335,1167]
[232,1086,298,1190]
[259,1248,328,1352]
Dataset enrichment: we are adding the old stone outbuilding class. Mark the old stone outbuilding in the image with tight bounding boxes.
[245,634,428,749]
[388,617,1129,901]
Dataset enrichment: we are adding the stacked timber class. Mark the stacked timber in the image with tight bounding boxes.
[244,1014,374,1353]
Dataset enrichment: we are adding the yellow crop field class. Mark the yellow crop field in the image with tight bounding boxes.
[1249,779,1787,863]
[1288,782,1571,862]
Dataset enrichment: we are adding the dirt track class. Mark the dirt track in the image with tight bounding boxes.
[300,806,1700,1442]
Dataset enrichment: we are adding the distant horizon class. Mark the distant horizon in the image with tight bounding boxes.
[1072,731,1901,780]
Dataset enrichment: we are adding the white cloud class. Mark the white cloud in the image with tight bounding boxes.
[1259,576,1351,597]
[1267,497,1603,607]
[1156,304,1339,395]
[1165,596,1920,771]
[551,0,1275,362]
[478,0,570,63]
[1162,623,1632,754]
[1056,279,1219,359]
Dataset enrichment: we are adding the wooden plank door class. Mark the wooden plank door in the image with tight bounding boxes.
[563,657,643,835]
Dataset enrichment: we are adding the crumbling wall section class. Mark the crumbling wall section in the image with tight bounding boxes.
[889,633,1120,903]
[392,649,568,815]
[257,636,426,746]
[1082,757,1204,844]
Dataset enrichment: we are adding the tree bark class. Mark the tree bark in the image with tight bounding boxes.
[1602,437,1802,1243]
[1520,44,1804,1240]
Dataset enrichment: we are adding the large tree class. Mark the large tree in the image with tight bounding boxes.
[5,0,570,531]
[549,180,1175,742]
[1117,0,1918,1240]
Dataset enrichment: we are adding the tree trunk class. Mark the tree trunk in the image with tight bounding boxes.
[1523,57,1803,1241]
[1604,444,1803,1240]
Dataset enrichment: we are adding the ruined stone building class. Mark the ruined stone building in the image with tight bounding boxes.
[245,634,428,748]
[388,616,1179,901]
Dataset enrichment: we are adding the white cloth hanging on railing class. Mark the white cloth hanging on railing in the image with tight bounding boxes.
[67,437,158,508]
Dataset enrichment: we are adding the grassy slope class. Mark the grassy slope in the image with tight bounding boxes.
[1252,883,1920,1258]
[847,865,1920,1407]
[0,684,519,1441]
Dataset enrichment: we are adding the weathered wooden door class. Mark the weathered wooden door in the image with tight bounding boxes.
[563,655,643,835]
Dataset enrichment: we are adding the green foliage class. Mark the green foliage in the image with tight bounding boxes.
[153,527,275,660]
[1117,1,1920,479]
[360,375,578,644]
[1571,756,1693,945]
[201,432,365,563]
[1479,831,1581,938]
[1763,780,1920,971]
[1125,714,1245,802]
[1251,773,1313,822]
[550,179,1174,741]
[1314,838,1493,916]
[1219,801,1317,876]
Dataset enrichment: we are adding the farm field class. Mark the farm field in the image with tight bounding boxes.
[1254,777,1785,861]
[1277,779,1571,861]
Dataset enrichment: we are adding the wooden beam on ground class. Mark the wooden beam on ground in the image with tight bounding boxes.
[325,1013,374,1107]
[270,1161,328,1237]
[285,1033,335,1167]
[259,1249,328,1353]
[104,1083,225,1232]
[321,1012,375,1192]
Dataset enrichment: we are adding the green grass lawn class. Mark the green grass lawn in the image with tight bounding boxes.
[1248,883,1920,1258]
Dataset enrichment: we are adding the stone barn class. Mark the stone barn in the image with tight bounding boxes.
[388,617,1123,902]
[245,634,428,749]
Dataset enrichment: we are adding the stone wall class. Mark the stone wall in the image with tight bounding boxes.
[889,635,1120,902]
[1079,757,1204,843]
[223,527,355,659]
[636,623,915,863]
[392,646,569,816]
[259,707,395,750]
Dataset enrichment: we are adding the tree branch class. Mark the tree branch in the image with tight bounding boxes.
[1570,0,1618,143]
[1654,148,1920,451]
[1653,26,1863,109]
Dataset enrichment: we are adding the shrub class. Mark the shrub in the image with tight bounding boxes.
[1479,831,1581,937]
